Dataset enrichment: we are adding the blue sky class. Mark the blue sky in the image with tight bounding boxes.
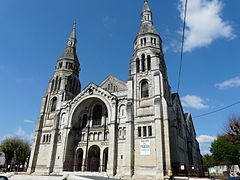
[0,0,239,155]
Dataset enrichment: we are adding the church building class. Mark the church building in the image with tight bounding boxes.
[28,1,202,179]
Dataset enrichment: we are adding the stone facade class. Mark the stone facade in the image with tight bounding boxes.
[27,1,202,179]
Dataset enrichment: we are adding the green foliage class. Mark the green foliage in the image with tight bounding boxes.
[202,154,216,167]
[203,115,240,169]
[0,137,31,165]
[210,135,240,166]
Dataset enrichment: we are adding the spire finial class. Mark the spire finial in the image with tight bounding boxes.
[142,0,151,12]
[67,21,77,48]
[73,20,76,30]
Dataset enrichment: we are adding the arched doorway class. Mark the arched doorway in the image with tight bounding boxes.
[75,148,83,171]
[87,145,100,172]
[102,148,108,172]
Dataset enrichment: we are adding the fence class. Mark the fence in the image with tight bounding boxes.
[63,157,106,172]
[172,164,209,177]
[0,164,26,172]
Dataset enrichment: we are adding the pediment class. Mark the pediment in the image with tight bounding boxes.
[70,82,117,107]
[99,75,127,93]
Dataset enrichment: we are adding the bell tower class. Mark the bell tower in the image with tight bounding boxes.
[126,0,172,178]
[40,22,81,126]
[28,23,81,173]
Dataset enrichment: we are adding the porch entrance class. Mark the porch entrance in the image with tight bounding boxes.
[87,145,100,172]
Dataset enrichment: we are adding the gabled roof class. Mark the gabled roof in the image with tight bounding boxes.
[185,113,197,137]
[99,75,127,86]
[172,93,185,117]
[99,75,127,93]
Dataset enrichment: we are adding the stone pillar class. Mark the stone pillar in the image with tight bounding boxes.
[107,98,117,176]
[153,73,164,179]
[124,101,134,177]
[124,79,134,177]
[47,112,60,173]
[82,147,86,171]
[162,100,172,174]
[159,72,172,175]
[100,147,104,172]
[27,115,44,173]
[139,57,142,72]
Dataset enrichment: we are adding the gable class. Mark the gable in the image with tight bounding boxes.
[99,75,127,93]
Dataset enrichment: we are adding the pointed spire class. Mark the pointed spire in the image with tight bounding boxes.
[143,0,151,12]
[141,0,152,24]
[59,22,79,60]
[138,0,157,35]
[67,21,77,48]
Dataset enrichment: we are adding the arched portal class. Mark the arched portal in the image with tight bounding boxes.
[102,147,108,172]
[87,145,100,172]
[75,148,83,171]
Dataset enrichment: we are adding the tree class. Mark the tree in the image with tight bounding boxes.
[225,115,240,144]
[210,135,240,174]
[202,154,216,167]
[0,137,31,166]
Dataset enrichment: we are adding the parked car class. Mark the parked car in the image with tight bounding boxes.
[0,176,8,180]
[226,177,240,180]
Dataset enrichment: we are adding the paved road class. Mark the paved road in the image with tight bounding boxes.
[79,175,125,180]
[7,174,126,180]
[9,175,62,180]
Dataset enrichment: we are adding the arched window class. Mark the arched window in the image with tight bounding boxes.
[58,132,61,142]
[58,62,62,69]
[141,54,145,72]
[69,78,72,91]
[55,76,58,90]
[51,97,57,112]
[141,81,149,98]
[58,77,61,90]
[51,79,55,92]
[82,114,88,128]
[42,135,46,143]
[46,134,49,143]
[147,55,151,70]
[92,105,102,126]
[136,58,140,73]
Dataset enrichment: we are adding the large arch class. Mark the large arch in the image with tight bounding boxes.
[69,93,113,128]
[87,145,100,172]
[64,93,114,172]
[75,148,83,171]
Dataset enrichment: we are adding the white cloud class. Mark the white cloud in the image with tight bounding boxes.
[24,120,34,124]
[197,135,216,154]
[197,134,216,143]
[215,76,240,89]
[181,95,209,109]
[15,128,34,142]
[178,0,235,52]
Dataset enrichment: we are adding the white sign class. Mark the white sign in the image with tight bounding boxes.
[140,139,150,155]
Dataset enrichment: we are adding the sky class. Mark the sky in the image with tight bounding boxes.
[0,0,239,155]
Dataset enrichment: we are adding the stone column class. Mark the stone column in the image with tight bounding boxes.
[139,57,142,72]
[159,72,172,176]
[124,79,134,177]
[47,112,60,173]
[124,101,134,177]
[153,73,164,179]
[107,98,117,176]
[100,147,104,172]
[27,115,44,173]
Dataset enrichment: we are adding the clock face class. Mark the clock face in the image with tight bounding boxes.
[67,41,72,46]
